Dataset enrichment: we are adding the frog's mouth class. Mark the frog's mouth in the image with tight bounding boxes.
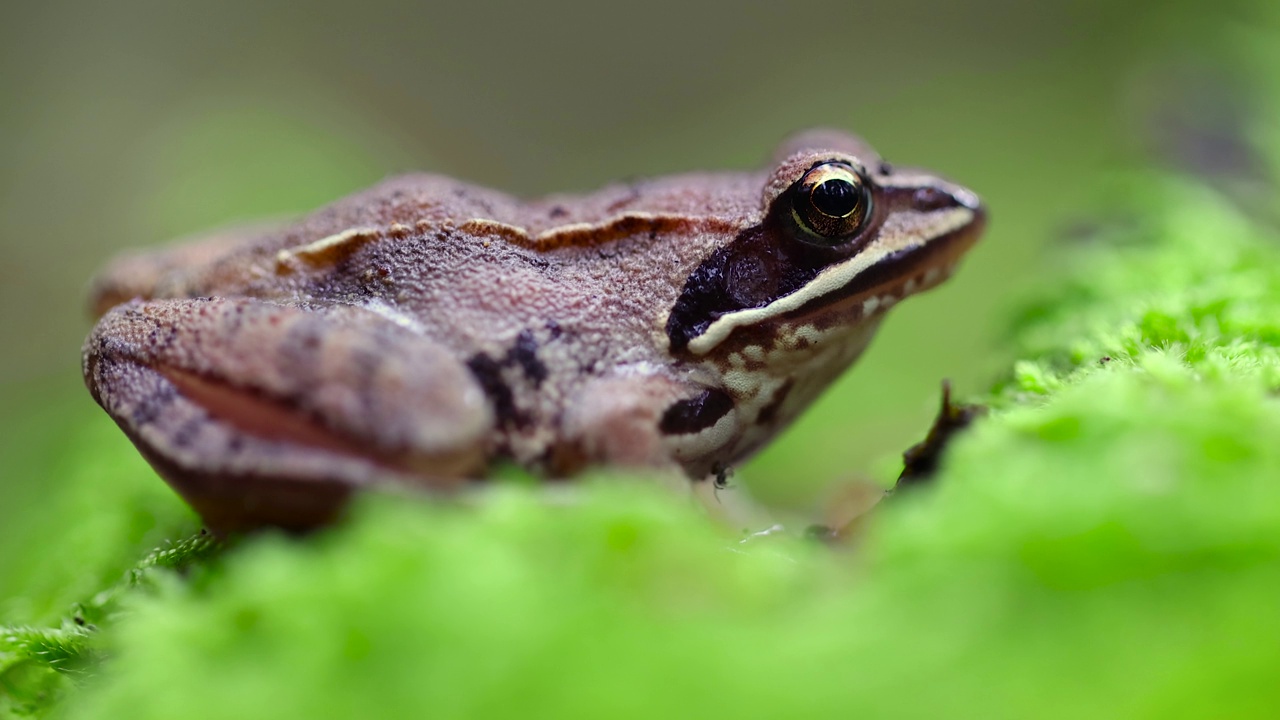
[681,198,984,357]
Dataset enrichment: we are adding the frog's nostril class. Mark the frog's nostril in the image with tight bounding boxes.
[912,186,956,211]
[910,183,983,214]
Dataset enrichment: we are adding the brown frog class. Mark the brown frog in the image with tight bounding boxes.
[83,130,985,533]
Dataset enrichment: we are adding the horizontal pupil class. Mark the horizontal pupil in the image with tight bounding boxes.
[811,179,858,218]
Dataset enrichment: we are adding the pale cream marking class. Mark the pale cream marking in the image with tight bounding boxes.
[666,409,739,461]
[461,212,742,251]
[742,345,765,362]
[686,206,974,356]
[720,368,784,416]
[721,368,763,396]
[732,321,881,455]
[457,218,528,242]
[275,227,381,266]
[615,360,670,379]
[790,323,824,347]
[762,324,846,371]
[772,324,800,350]
[274,208,737,274]
[879,173,945,188]
[359,299,428,335]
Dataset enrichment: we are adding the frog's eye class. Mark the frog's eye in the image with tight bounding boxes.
[790,162,872,243]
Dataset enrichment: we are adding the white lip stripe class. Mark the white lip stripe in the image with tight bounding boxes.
[685,206,973,356]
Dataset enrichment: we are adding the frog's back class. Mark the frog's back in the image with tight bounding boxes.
[89,171,763,316]
[89,174,525,312]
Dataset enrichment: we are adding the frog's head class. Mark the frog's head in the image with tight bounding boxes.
[661,130,985,471]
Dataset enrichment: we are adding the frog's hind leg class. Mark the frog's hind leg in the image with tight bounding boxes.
[83,297,493,533]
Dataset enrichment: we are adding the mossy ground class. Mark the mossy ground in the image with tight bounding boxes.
[9,34,1280,720]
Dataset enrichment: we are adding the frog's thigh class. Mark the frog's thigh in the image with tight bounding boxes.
[83,297,493,532]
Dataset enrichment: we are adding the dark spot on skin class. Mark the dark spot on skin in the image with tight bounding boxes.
[92,337,116,371]
[548,205,568,219]
[754,379,794,426]
[157,325,180,354]
[545,320,563,340]
[131,382,177,426]
[465,353,527,430]
[170,415,205,449]
[879,161,894,175]
[659,388,735,436]
[507,329,547,387]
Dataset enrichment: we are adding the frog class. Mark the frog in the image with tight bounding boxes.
[83,129,985,533]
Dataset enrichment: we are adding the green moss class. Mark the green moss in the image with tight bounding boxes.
[0,418,210,718]
[49,357,1280,719]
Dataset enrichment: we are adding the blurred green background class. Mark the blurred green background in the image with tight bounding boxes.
[0,0,1256,569]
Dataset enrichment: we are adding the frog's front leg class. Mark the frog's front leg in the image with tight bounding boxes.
[555,373,740,472]
[83,297,493,533]
[556,374,765,526]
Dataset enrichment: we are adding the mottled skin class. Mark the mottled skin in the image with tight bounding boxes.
[84,130,985,532]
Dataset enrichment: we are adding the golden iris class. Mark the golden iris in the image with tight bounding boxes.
[790,162,872,242]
